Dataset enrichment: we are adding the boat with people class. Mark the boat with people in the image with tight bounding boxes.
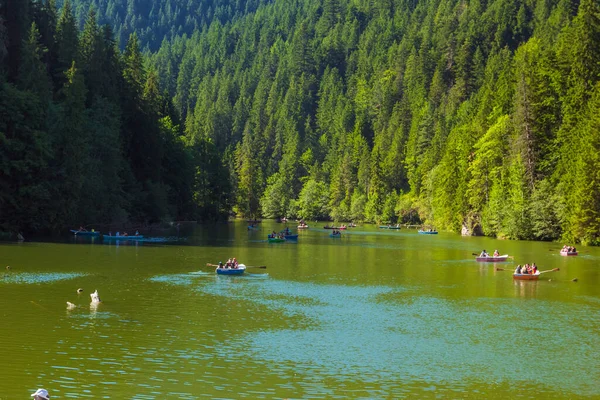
[324,225,347,230]
[379,224,401,229]
[297,224,309,229]
[216,264,246,275]
[267,235,286,243]
[476,255,509,262]
[71,229,100,236]
[513,271,541,280]
[560,245,578,256]
[329,230,342,238]
[476,249,509,262]
[418,229,438,234]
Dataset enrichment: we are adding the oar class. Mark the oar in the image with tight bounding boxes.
[539,268,560,274]
[206,263,266,269]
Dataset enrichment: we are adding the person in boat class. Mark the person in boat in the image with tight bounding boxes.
[572,247,577,253]
[123,232,128,236]
[135,230,139,236]
[479,250,488,257]
[532,263,538,274]
[515,265,522,274]
[232,258,238,268]
[218,261,223,269]
[79,226,87,232]
[493,250,500,257]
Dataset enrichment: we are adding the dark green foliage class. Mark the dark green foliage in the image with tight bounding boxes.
[4,0,600,245]
[0,0,229,234]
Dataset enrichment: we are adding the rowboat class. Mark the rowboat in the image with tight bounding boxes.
[476,255,509,262]
[71,230,100,236]
[379,225,401,229]
[324,226,347,230]
[297,225,309,229]
[418,230,438,234]
[560,250,578,256]
[103,235,144,240]
[216,264,246,275]
[513,271,540,280]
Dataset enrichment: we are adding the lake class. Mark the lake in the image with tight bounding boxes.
[1,222,599,399]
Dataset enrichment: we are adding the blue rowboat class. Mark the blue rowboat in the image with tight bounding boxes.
[103,235,144,240]
[71,230,100,236]
[418,230,438,234]
[216,264,246,275]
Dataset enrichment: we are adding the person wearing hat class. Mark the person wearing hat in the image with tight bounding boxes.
[31,388,50,399]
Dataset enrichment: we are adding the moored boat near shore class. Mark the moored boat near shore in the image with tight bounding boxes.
[71,229,100,236]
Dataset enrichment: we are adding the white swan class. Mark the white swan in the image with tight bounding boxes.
[66,301,76,310]
[90,290,101,304]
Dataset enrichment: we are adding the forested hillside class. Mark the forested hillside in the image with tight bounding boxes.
[3,0,600,244]
[143,0,599,243]
[0,0,230,235]
[61,0,273,50]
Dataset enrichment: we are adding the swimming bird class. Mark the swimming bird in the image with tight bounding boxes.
[77,288,83,293]
[90,290,101,304]
[5,266,10,270]
[66,302,76,310]
[572,278,578,282]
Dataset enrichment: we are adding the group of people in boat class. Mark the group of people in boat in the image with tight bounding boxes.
[218,258,239,269]
[270,231,286,239]
[515,263,538,275]
[561,245,577,253]
[479,249,501,257]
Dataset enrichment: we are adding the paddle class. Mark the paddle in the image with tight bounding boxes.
[539,268,560,274]
[206,263,266,269]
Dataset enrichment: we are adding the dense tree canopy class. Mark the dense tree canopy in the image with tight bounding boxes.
[3,0,600,244]
[0,0,230,234]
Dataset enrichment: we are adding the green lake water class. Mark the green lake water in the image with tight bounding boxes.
[1,222,599,399]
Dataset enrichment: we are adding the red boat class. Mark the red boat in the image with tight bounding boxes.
[476,255,509,262]
[560,250,578,256]
[513,272,540,280]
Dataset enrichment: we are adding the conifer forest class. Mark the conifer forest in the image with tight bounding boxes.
[1,0,599,244]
